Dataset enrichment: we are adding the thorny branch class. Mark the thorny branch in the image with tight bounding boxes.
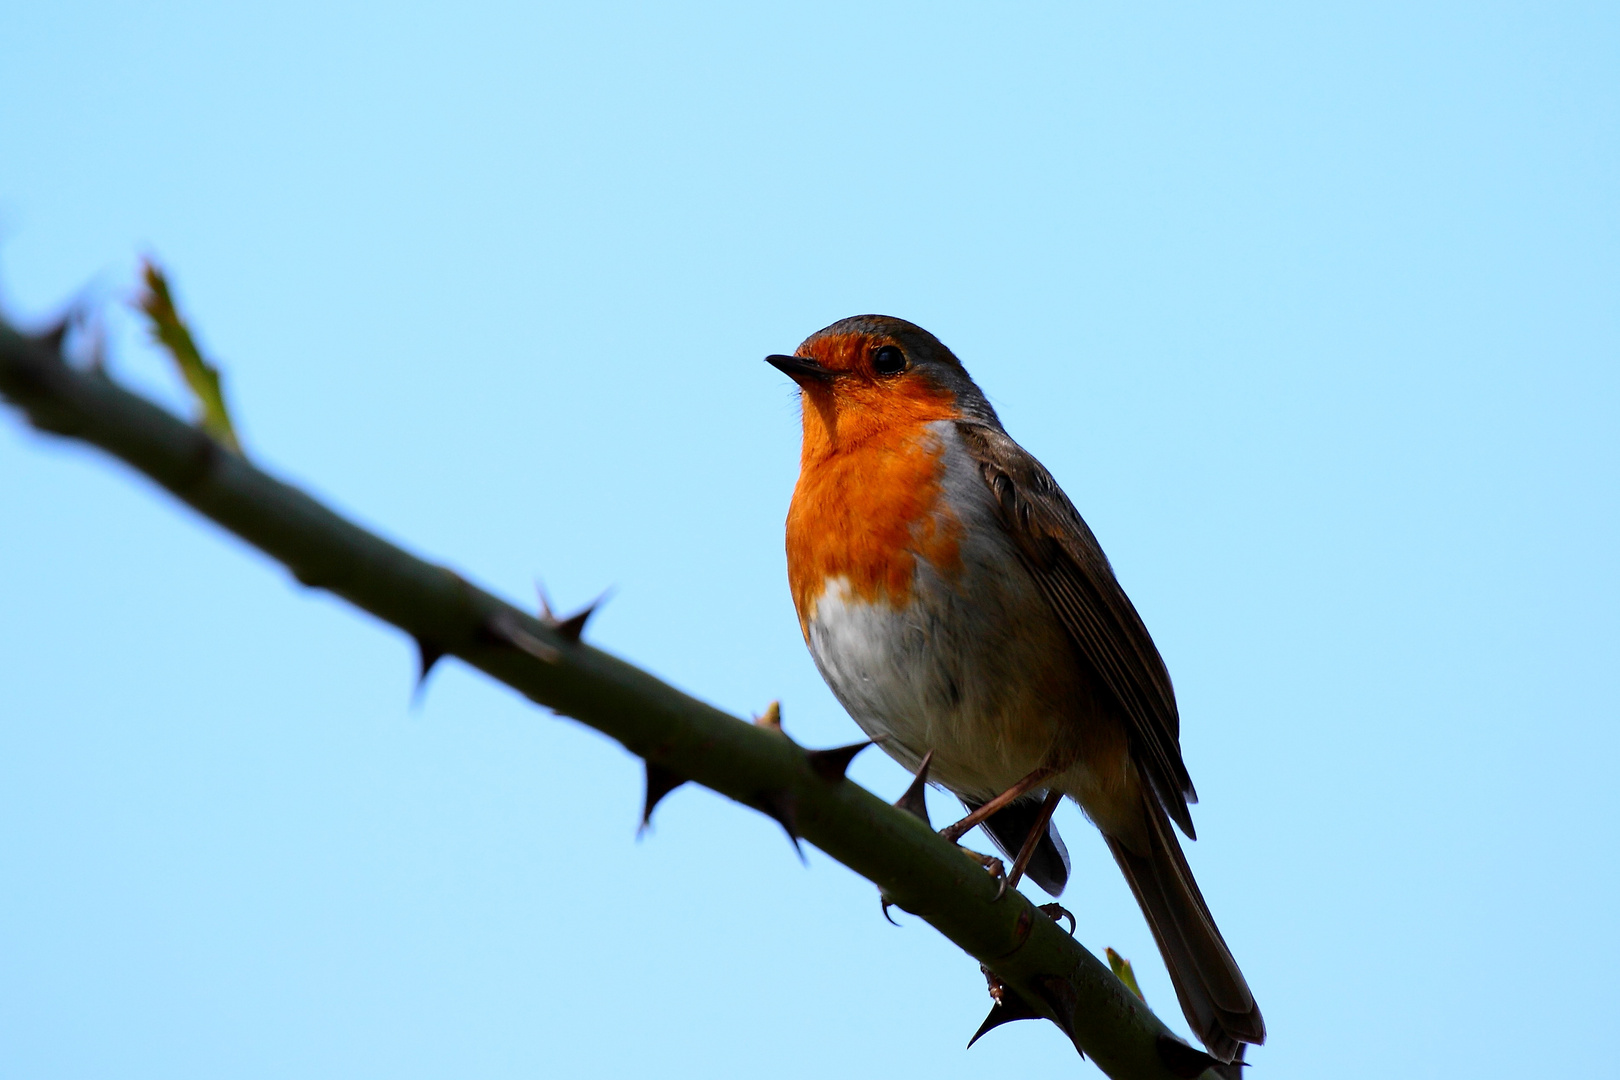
[0,303,1239,1080]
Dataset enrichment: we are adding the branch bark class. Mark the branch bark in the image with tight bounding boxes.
[0,317,1231,1080]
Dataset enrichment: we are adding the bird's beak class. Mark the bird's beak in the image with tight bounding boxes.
[765,354,836,384]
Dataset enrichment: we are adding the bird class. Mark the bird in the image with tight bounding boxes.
[767,315,1264,1061]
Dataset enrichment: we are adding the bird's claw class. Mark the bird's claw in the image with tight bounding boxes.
[1040,902,1076,934]
[957,846,1008,899]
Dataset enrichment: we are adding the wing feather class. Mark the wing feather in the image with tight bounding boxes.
[956,422,1198,837]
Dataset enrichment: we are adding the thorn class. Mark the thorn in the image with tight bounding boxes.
[1030,974,1085,1056]
[537,582,609,643]
[1039,903,1076,935]
[37,314,72,356]
[894,749,934,826]
[879,895,901,926]
[804,740,873,783]
[1155,1035,1241,1078]
[553,606,593,642]
[967,967,1044,1048]
[412,635,445,703]
[84,313,108,373]
[753,700,782,732]
[640,761,688,832]
[755,788,805,863]
[480,610,561,663]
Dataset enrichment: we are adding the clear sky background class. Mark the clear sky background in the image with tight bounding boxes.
[2,3,1616,1077]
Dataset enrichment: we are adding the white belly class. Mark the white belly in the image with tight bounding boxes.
[803,431,1080,802]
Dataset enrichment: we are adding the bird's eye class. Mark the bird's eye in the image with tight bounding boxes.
[872,345,907,376]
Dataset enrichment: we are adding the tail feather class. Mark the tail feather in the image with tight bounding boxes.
[1105,801,1264,1062]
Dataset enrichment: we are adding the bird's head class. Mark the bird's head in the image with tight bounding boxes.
[766,315,997,454]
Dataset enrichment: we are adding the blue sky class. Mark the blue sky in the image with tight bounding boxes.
[2,3,1616,1077]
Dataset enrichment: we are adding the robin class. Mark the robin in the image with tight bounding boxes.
[767,315,1264,1061]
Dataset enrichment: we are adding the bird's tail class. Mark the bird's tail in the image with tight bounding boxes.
[1105,799,1265,1062]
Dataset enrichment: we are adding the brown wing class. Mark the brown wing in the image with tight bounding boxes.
[956,421,1199,838]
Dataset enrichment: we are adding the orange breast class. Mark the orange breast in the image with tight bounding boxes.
[785,385,965,635]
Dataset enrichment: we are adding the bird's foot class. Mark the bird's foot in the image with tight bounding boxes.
[1039,902,1076,935]
[956,845,1009,899]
